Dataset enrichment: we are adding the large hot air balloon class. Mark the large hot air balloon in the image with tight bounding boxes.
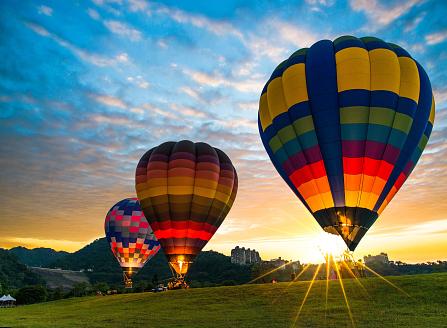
[104,198,161,288]
[135,141,238,286]
[258,36,435,251]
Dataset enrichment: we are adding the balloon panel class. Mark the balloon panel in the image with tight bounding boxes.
[135,140,237,270]
[258,36,435,250]
[104,198,160,270]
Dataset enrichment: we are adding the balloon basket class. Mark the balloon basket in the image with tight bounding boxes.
[123,272,133,289]
[167,277,189,290]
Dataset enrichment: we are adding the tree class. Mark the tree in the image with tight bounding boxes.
[15,285,47,305]
[93,282,109,294]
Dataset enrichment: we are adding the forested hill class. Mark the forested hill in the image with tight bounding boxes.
[9,246,69,267]
[48,237,251,286]
[0,249,44,292]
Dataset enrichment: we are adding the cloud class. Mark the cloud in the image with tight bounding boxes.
[425,30,447,45]
[127,75,150,89]
[349,0,420,29]
[87,8,100,20]
[89,93,127,109]
[37,5,53,16]
[183,68,263,93]
[104,20,142,41]
[434,87,447,106]
[403,12,425,32]
[25,22,128,67]
[125,1,243,39]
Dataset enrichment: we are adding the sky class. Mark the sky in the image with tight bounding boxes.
[1,0,446,264]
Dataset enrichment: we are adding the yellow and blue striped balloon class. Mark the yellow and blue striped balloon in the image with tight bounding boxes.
[258,36,435,251]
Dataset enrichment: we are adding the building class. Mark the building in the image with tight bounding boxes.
[267,257,287,270]
[364,253,389,265]
[231,246,261,265]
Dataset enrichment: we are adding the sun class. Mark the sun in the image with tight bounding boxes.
[315,231,348,261]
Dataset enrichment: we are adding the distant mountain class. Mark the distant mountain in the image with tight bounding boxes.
[9,246,69,267]
[49,237,252,286]
[0,249,45,292]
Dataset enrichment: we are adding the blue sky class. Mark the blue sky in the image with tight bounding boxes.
[1,0,446,262]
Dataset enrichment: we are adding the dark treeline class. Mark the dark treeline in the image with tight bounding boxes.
[3,240,447,306]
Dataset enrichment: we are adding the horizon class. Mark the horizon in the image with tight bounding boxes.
[1,0,447,264]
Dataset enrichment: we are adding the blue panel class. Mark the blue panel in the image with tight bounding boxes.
[374,62,432,211]
[339,90,370,107]
[370,90,399,108]
[306,40,345,207]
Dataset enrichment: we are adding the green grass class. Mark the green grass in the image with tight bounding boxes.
[1,273,446,327]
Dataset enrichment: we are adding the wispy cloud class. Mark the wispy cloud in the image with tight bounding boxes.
[425,30,447,45]
[37,5,53,16]
[25,21,129,67]
[349,0,420,29]
[104,20,142,41]
[89,93,127,109]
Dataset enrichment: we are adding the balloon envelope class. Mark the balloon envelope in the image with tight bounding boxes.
[135,140,238,277]
[258,36,435,250]
[104,198,160,284]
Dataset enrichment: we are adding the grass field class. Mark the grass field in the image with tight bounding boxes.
[1,273,446,327]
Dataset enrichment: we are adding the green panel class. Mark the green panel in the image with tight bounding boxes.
[369,107,395,127]
[418,134,429,150]
[392,112,413,134]
[269,136,282,154]
[277,125,296,145]
[293,115,314,135]
[340,106,370,124]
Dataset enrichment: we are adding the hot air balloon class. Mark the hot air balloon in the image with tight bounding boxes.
[104,198,161,288]
[258,36,435,251]
[135,141,238,287]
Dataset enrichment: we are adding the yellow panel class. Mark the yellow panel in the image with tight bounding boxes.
[366,193,379,210]
[147,177,167,186]
[193,178,218,189]
[369,48,400,94]
[335,47,370,92]
[259,93,272,131]
[167,177,194,186]
[148,186,168,197]
[359,191,373,209]
[193,186,217,198]
[306,194,325,213]
[136,189,152,200]
[429,95,435,124]
[320,192,334,208]
[267,77,288,121]
[214,190,231,203]
[168,186,194,195]
[398,56,419,103]
[282,63,308,107]
[345,190,359,207]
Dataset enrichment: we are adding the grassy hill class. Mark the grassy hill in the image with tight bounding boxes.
[1,273,446,327]
[29,268,89,290]
[49,238,251,286]
[0,249,44,292]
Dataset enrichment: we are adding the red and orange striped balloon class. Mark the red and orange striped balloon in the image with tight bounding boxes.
[135,140,237,277]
